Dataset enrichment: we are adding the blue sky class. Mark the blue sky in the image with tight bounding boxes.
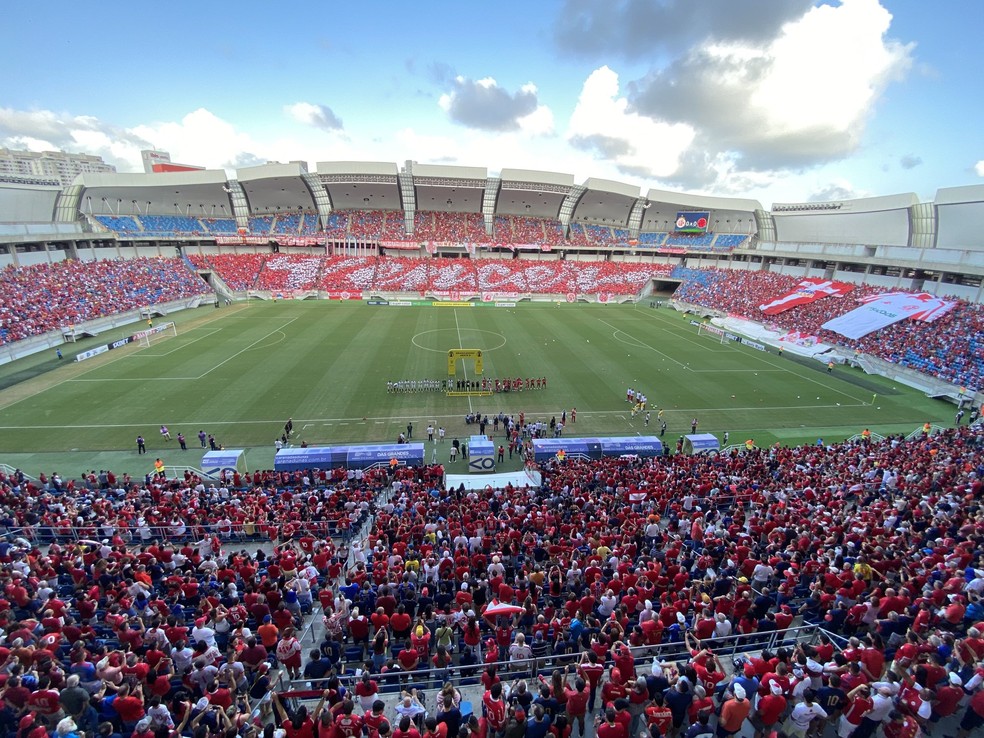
[1,0,981,207]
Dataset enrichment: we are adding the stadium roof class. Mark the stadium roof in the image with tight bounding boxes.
[75,170,233,216]
[237,163,316,214]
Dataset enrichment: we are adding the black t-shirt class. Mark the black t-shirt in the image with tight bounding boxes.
[304,659,333,681]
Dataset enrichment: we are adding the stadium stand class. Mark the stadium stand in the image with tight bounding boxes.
[427,257,478,292]
[0,424,980,738]
[503,216,566,246]
[256,254,324,291]
[671,267,984,386]
[138,215,205,235]
[637,232,667,247]
[665,232,715,249]
[475,260,529,292]
[248,216,274,235]
[323,212,350,240]
[578,224,616,246]
[713,234,748,249]
[316,256,378,291]
[300,212,321,235]
[0,258,208,344]
[349,210,382,239]
[374,255,430,291]
[93,215,141,233]
[200,218,238,234]
[567,222,592,247]
[187,253,266,291]
[272,213,302,235]
[415,212,490,243]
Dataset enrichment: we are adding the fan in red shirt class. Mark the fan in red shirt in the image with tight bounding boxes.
[595,708,627,738]
[482,683,507,735]
[882,710,920,738]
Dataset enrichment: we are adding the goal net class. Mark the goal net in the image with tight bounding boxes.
[695,321,727,344]
[138,322,178,348]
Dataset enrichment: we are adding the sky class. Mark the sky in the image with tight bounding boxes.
[1,0,981,208]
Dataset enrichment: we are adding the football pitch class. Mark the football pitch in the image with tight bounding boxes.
[0,300,952,477]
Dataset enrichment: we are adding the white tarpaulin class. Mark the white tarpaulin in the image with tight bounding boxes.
[445,469,541,492]
[859,291,956,322]
[822,292,953,340]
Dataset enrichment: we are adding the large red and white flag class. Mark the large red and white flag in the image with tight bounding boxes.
[823,292,953,339]
[758,278,853,315]
[858,291,956,323]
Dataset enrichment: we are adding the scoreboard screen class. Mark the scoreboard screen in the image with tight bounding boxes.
[674,211,710,233]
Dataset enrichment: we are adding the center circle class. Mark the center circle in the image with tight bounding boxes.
[411,329,507,353]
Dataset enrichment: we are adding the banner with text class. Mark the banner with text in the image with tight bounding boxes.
[859,291,956,322]
[822,291,951,339]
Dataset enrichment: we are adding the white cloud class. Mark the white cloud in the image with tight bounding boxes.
[517,105,555,136]
[438,75,551,132]
[808,179,864,202]
[0,107,152,171]
[284,102,343,131]
[129,109,265,170]
[976,160,984,177]
[629,0,913,178]
[567,66,695,177]
[746,0,912,140]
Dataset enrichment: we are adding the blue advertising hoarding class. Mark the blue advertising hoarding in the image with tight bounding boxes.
[275,443,424,471]
[468,435,496,473]
[532,436,662,463]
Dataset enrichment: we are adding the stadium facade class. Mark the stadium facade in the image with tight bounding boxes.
[1,160,982,302]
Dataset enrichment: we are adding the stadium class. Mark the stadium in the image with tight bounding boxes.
[0,159,982,738]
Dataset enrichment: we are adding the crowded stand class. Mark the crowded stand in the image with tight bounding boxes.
[612,228,631,245]
[373,257,430,292]
[427,258,478,292]
[316,256,378,292]
[567,223,592,248]
[255,255,323,291]
[672,267,984,387]
[414,213,490,244]
[299,214,321,236]
[0,258,207,344]
[89,210,743,253]
[475,261,529,293]
[499,217,567,247]
[579,224,616,247]
[572,262,672,294]
[187,254,265,291]
[323,213,351,241]
[0,421,982,738]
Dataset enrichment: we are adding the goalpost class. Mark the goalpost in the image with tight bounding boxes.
[695,321,728,344]
[138,322,178,348]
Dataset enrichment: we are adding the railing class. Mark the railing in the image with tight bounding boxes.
[0,517,366,546]
[277,623,827,699]
[0,464,35,481]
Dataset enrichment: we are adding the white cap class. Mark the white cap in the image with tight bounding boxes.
[770,682,783,695]
[733,684,746,700]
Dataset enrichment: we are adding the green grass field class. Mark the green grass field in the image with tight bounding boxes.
[0,300,954,478]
